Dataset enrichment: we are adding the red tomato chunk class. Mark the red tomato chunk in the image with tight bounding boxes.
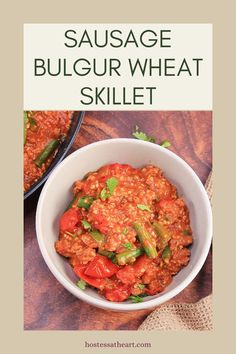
[55,163,193,302]
[74,266,106,289]
[60,208,80,233]
[84,255,119,278]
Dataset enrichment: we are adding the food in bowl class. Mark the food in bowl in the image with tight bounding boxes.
[55,163,193,302]
[24,111,73,192]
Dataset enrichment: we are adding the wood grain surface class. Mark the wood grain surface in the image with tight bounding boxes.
[24,111,212,330]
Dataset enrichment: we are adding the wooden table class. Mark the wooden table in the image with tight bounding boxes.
[24,111,212,330]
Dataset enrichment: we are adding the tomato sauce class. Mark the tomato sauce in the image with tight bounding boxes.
[55,163,193,302]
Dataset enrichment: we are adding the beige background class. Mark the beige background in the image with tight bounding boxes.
[1,0,235,353]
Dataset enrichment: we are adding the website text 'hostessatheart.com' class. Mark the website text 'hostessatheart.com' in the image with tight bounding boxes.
[84,341,152,349]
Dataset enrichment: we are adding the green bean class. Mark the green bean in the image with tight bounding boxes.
[77,196,94,209]
[89,230,105,245]
[152,222,171,249]
[116,248,143,265]
[98,249,115,259]
[81,220,92,230]
[29,116,37,131]
[34,139,60,167]
[133,222,158,259]
[65,231,77,238]
[162,245,171,261]
[24,111,28,145]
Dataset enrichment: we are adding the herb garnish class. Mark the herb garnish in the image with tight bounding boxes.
[137,284,145,290]
[132,125,156,143]
[137,204,152,212]
[132,125,171,148]
[129,295,144,303]
[77,196,94,209]
[107,177,118,193]
[76,279,87,290]
[123,243,133,250]
[100,177,118,200]
[160,140,171,148]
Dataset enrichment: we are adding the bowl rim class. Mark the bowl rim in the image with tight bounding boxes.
[36,138,212,311]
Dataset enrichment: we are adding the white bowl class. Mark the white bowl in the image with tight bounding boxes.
[36,138,212,311]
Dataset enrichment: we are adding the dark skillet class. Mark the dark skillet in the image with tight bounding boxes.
[24,111,84,200]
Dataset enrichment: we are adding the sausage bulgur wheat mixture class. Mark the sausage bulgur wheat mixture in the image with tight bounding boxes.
[55,163,193,303]
[24,111,72,192]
